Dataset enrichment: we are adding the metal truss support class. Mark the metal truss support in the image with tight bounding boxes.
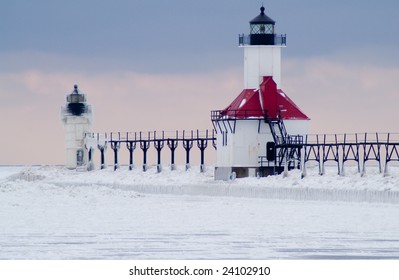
[96,132,107,170]
[126,141,136,170]
[98,145,106,170]
[212,130,217,150]
[88,130,216,172]
[154,132,165,173]
[87,147,94,171]
[140,141,150,172]
[183,140,193,171]
[167,133,178,171]
[384,133,399,176]
[197,130,208,173]
[341,134,360,175]
[110,141,120,171]
[361,133,381,176]
[110,132,121,171]
[300,146,306,178]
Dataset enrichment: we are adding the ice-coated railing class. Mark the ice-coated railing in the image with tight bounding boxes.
[84,130,216,173]
[304,133,399,145]
[259,132,399,178]
[299,132,399,177]
[87,129,216,142]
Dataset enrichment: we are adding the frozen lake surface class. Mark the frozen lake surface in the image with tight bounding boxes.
[1,166,399,259]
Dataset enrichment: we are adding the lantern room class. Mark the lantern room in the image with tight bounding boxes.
[249,6,276,45]
[65,85,90,117]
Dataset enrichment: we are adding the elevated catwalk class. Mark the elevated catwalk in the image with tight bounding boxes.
[83,129,399,178]
[84,130,216,172]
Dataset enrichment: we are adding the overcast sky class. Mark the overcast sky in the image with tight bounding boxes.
[1,0,399,164]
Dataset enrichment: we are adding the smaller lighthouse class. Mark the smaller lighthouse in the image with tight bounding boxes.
[61,85,92,169]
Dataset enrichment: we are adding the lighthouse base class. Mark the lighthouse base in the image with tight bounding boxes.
[215,166,284,180]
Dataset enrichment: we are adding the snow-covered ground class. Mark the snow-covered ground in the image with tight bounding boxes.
[1,165,399,259]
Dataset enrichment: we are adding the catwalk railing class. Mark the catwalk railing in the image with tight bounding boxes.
[84,130,399,177]
[260,132,399,177]
[84,130,216,172]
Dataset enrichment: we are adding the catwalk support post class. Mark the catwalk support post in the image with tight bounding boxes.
[154,131,165,173]
[140,132,150,172]
[126,141,136,171]
[167,131,179,171]
[197,130,209,173]
[183,130,193,171]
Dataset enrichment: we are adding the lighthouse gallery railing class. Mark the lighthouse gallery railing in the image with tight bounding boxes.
[238,34,287,46]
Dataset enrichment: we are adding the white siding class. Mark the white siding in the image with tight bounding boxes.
[216,120,274,168]
[64,116,91,169]
[215,119,309,172]
[243,45,284,89]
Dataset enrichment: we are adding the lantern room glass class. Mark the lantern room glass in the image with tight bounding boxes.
[250,24,274,34]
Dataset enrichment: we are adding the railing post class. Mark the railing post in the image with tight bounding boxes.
[283,147,289,178]
[212,129,217,150]
[167,130,178,171]
[377,133,382,174]
[141,141,149,172]
[356,133,360,173]
[341,134,346,176]
[84,132,95,171]
[99,147,106,169]
[110,133,120,171]
[111,141,120,171]
[197,130,208,173]
[126,141,136,171]
[183,130,193,171]
[384,133,390,176]
[97,132,107,170]
[140,132,150,172]
[154,131,165,173]
[300,142,306,179]
[361,133,367,177]
[87,146,94,171]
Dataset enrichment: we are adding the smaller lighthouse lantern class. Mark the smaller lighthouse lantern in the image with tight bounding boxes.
[61,85,92,169]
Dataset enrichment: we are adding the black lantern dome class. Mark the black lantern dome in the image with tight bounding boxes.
[66,84,89,116]
[249,6,276,45]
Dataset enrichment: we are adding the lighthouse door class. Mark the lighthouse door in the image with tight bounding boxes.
[76,149,84,166]
[266,142,276,161]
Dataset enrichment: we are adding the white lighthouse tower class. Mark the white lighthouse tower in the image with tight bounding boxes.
[242,5,284,89]
[212,6,310,180]
[61,85,92,169]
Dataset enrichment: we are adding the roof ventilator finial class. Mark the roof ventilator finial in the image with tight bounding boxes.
[260,5,265,14]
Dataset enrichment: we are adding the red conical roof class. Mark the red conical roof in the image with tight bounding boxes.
[222,76,309,120]
[222,89,265,118]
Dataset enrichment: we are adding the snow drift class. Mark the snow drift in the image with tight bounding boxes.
[2,164,399,204]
